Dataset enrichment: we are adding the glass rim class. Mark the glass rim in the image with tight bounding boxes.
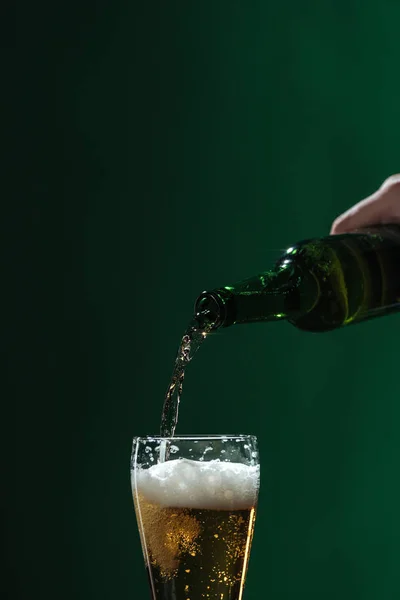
[133,433,257,442]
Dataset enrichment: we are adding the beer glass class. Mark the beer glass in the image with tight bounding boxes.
[131,435,260,600]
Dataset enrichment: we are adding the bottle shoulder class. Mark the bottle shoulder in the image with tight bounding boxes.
[276,226,400,274]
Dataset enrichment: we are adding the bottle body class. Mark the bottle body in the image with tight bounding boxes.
[195,226,400,333]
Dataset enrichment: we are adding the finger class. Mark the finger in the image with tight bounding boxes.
[331,175,400,234]
[381,173,400,191]
[330,190,384,234]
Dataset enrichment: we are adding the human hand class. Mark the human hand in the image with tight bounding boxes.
[331,174,400,234]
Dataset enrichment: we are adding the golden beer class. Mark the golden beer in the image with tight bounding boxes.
[133,457,259,600]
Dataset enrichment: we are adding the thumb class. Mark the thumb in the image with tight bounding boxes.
[331,174,400,234]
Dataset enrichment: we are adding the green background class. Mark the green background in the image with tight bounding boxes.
[3,1,400,598]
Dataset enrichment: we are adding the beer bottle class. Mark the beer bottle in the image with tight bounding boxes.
[195,226,400,333]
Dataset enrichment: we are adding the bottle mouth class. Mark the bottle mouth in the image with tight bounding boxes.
[194,287,238,329]
[194,291,225,329]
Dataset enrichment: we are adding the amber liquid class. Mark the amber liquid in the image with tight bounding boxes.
[135,494,256,600]
[160,320,212,438]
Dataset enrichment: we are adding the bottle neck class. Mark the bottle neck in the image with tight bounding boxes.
[195,268,312,329]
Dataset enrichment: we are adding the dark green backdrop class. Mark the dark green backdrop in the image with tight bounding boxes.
[3,1,400,598]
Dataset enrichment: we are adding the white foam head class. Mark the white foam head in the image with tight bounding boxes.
[133,458,260,510]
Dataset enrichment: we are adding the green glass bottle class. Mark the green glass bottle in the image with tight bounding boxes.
[194,226,400,333]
